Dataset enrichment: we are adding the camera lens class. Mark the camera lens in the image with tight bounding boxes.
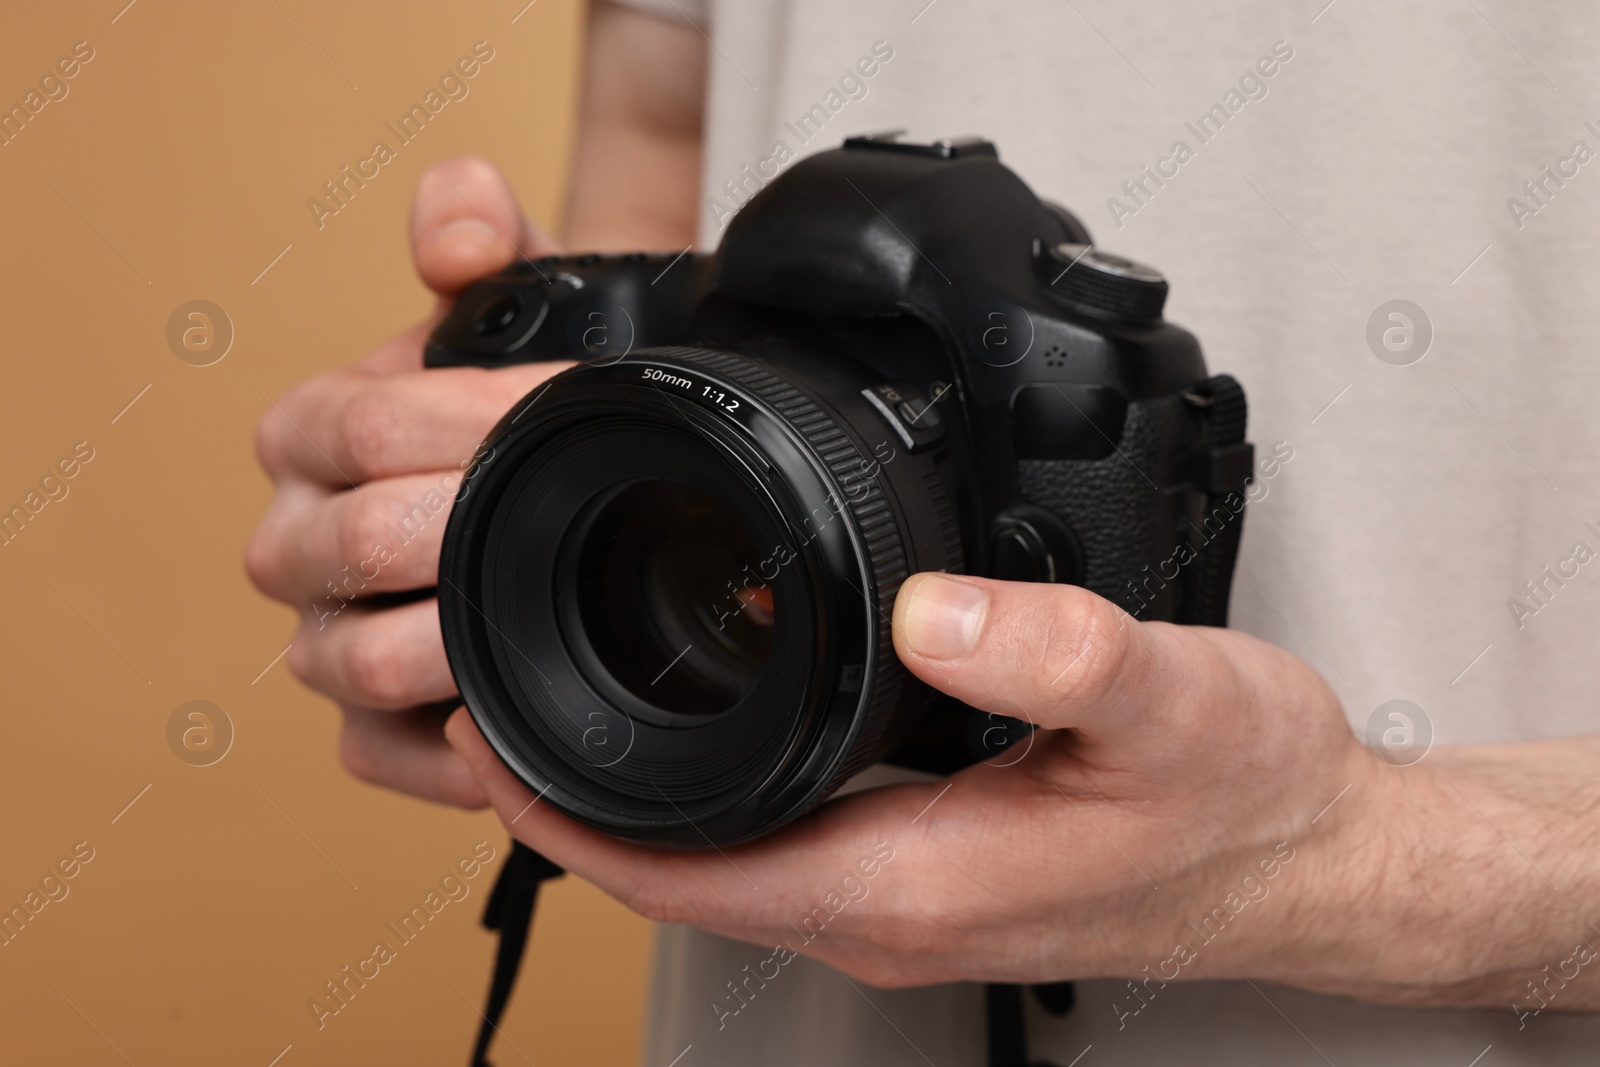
[563,480,774,718]
[437,347,959,846]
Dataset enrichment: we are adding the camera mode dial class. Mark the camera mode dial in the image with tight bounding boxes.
[1040,243,1168,324]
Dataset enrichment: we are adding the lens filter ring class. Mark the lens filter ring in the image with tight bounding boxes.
[437,347,922,846]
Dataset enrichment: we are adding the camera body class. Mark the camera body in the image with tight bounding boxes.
[426,135,1253,846]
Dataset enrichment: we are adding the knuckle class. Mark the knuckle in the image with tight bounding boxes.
[253,404,289,476]
[337,389,398,478]
[334,493,390,574]
[338,721,384,786]
[1040,591,1131,703]
[243,525,281,598]
[285,639,317,688]
[341,632,412,709]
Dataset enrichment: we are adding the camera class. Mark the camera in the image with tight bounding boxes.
[425,134,1254,847]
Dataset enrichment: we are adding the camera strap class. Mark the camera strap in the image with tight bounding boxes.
[471,840,564,1067]
[473,840,1074,1067]
[988,980,1078,1067]
[473,844,1075,1062]
[1180,374,1253,628]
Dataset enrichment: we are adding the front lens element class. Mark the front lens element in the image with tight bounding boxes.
[567,480,775,718]
[436,349,935,846]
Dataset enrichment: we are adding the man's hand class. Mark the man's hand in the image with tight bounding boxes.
[246,156,568,809]
[446,572,1600,1011]
[244,2,706,811]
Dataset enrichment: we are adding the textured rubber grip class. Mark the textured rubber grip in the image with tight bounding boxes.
[1015,396,1189,618]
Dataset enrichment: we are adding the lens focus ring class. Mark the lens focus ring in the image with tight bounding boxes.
[438,344,944,846]
[649,346,916,798]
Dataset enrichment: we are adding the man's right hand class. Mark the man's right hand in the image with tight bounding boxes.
[245,156,569,809]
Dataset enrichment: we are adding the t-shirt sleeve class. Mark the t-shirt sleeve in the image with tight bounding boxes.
[606,0,709,29]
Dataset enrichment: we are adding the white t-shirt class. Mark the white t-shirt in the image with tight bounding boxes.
[616,1,1600,1062]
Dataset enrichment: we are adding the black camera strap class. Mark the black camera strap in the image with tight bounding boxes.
[1180,374,1253,628]
[988,980,1078,1067]
[473,840,1074,1067]
[471,841,564,1067]
[988,984,1032,1066]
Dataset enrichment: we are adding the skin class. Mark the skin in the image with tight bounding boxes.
[248,0,1600,1019]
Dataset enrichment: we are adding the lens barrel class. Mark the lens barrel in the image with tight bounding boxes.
[438,346,954,846]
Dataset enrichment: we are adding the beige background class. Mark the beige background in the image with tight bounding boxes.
[0,2,656,1064]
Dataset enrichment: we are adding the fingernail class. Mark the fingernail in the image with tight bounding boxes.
[901,575,988,660]
[429,216,501,253]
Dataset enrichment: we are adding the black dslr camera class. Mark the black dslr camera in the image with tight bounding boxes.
[426,135,1253,848]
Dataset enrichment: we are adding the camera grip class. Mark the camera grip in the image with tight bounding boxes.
[1017,382,1250,626]
[1016,396,1186,619]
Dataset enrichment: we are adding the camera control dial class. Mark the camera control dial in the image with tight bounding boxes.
[1039,242,1169,324]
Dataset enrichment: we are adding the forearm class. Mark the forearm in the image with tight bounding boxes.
[1278,736,1600,1015]
[561,0,705,252]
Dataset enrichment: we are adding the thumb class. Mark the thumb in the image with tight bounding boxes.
[409,156,560,294]
[891,572,1204,740]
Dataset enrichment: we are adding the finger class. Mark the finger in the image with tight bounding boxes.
[255,362,560,486]
[245,476,331,604]
[443,708,676,905]
[443,709,930,941]
[288,598,457,711]
[245,471,457,605]
[410,156,559,294]
[351,316,436,378]
[891,573,1225,741]
[339,704,487,809]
